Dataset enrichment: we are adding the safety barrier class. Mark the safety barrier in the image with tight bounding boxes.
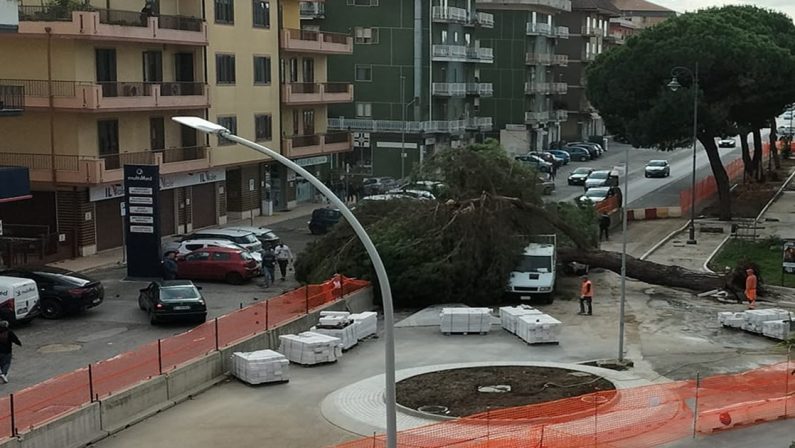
[0,276,368,440]
[333,360,795,448]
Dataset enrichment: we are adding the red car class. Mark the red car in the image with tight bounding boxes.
[177,247,260,284]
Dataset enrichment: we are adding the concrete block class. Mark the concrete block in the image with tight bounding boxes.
[220,332,273,373]
[99,375,170,435]
[343,286,374,313]
[17,403,105,448]
[165,351,224,402]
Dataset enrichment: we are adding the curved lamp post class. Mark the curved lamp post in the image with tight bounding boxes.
[667,63,699,245]
[171,117,399,448]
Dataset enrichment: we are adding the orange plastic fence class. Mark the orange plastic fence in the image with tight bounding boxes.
[334,361,795,448]
[0,276,367,439]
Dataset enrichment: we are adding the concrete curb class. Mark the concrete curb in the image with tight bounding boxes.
[627,206,682,222]
[639,220,691,261]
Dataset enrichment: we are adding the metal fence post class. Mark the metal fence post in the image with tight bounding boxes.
[88,364,94,403]
[265,300,270,330]
[692,372,701,438]
[786,347,792,418]
[157,339,163,375]
[9,393,16,437]
[214,318,219,351]
[305,287,310,314]
[593,393,598,447]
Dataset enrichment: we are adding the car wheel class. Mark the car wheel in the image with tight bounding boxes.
[138,295,146,310]
[195,315,207,324]
[40,299,64,319]
[309,225,322,235]
[225,272,245,285]
[645,173,649,178]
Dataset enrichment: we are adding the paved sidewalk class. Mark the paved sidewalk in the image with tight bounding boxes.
[48,202,320,273]
[645,220,730,272]
[755,189,795,240]
[600,218,687,259]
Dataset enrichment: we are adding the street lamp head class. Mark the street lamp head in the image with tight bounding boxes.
[667,78,682,92]
[172,116,229,135]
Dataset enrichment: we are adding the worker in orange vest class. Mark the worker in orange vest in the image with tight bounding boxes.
[745,268,757,309]
[579,275,593,315]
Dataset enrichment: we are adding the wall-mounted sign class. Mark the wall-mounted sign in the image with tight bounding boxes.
[124,165,162,278]
[90,168,226,201]
[783,240,795,274]
[295,156,328,167]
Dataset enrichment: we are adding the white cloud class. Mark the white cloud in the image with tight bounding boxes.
[654,0,795,20]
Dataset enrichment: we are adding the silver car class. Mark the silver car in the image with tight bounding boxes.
[182,228,263,253]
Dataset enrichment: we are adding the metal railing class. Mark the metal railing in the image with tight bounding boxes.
[329,118,483,134]
[18,5,79,21]
[299,1,325,18]
[98,9,148,27]
[527,22,553,36]
[551,82,567,94]
[98,82,152,98]
[159,82,205,96]
[552,110,569,121]
[157,146,207,163]
[288,83,319,94]
[468,47,493,61]
[432,6,468,23]
[0,85,24,113]
[525,111,550,123]
[323,82,350,93]
[157,14,203,32]
[555,26,570,38]
[0,79,76,97]
[581,25,604,36]
[432,44,467,59]
[432,83,467,96]
[290,134,322,148]
[284,28,350,45]
[475,12,494,28]
[324,132,350,144]
[525,82,552,94]
[466,83,493,96]
[552,54,568,65]
[526,53,552,65]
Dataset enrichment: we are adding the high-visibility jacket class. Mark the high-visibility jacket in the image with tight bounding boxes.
[745,273,757,300]
[581,280,593,298]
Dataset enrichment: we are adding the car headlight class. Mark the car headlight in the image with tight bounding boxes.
[539,287,551,292]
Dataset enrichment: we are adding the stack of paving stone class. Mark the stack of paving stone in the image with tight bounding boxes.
[515,313,562,344]
[499,305,544,335]
[440,308,492,335]
[742,309,793,333]
[762,320,792,340]
[230,350,289,385]
[278,332,343,365]
[718,309,793,340]
[717,311,747,329]
[312,321,358,351]
[349,311,378,340]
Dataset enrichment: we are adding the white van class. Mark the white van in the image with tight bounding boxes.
[0,276,40,323]
[506,235,557,304]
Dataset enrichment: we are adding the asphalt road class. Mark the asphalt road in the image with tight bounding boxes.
[2,216,318,393]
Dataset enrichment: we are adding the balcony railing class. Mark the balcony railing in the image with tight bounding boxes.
[474,12,494,28]
[552,54,568,66]
[17,5,207,45]
[581,25,604,36]
[299,1,325,19]
[0,147,209,184]
[527,22,553,36]
[281,82,354,105]
[525,53,553,65]
[550,82,567,94]
[432,82,467,97]
[0,79,208,111]
[466,117,493,130]
[432,45,493,63]
[474,0,572,12]
[466,83,493,96]
[555,26,569,38]
[432,6,468,23]
[525,82,552,94]
[583,52,597,62]
[283,133,352,158]
[328,118,486,134]
[552,110,569,121]
[281,28,353,54]
[525,111,550,123]
[0,85,24,116]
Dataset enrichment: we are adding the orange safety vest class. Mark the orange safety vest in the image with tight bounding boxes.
[581,280,593,298]
[745,274,757,300]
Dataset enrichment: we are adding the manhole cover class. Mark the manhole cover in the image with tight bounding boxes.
[418,405,450,415]
[38,344,81,353]
[477,385,511,393]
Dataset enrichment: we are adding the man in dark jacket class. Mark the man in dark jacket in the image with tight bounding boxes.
[599,213,611,241]
[261,248,276,287]
[0,321,21,383]
[162,251,178,280]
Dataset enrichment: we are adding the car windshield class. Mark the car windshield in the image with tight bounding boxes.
[648,161,667,167]
[160,286,200,301]
[516,255,552,272]
[572,168,591,174]
[585,189,608,197]
[590,172,608,179]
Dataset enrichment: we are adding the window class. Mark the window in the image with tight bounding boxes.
[216,54,236,84]
[255,114,272,141]
[354,27,378,44]
[441,30,447,43]
[211,252,232,261]
[347,0,378,5]
[215,0,234,24]
[355,64,372,82]
[253,0,269,28]
[185,251,210,261]
[253,56,271,84]
[217,116,237,145]
[355,102,372,118]
[303,109,315,135]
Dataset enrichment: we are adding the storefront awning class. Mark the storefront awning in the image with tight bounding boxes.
[0,167,32,203]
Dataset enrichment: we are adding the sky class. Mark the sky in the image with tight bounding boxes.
[655,0,795,20]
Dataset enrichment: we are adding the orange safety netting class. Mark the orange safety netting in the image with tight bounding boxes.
[0,276,365,439]
[333,361,795,448]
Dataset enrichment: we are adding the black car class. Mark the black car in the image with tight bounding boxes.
[0,266,104,319]
[308,207,342,235]
[138,280,207,325]
[560,146,592,162]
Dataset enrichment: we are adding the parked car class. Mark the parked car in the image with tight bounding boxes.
[387,188,436,200]
[0,276,40,324]
[577,186,622,206]
[166,239,263,265]
[362,177,399,196]
[138,280,207,325]
[717,138,736,148]
[546,149,571,165]
[560,146,592,162]
[572,141,604,154]
[567,167,594,186]
[308,207,342,235]
[176,247,260,284]
[0,266,104,319]
[225,226,280,249]
[536,151,563,168]
[181,228,262,253]
[567,143,600,159]
[515,154,552,173]
[645,160,671,178]
[584,170,619,189]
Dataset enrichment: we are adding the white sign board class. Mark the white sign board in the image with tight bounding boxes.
[783,240,795,274]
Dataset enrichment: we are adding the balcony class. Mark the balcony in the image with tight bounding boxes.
[552,54,568,66]
[525,82,552,94]
[551,110,569,122]
[432,45,493,63]
[525,111,550,124]
[432,82,466,97]
[474,12,494,28]
[17,6,207,46]
[281,82,354,105]
[525,53,552,65]
[0,79,208,112]
[555,26,569,38]
[606,33,626,45]
[474,0,571,13]
[328,118,475,134]
[281,28,353,54]
[0,85,24,116]
[526,22,553,37]
[583,52,597,62]
[466,83,493,96]
[0,146,209,185]
[466,117,493,131]
[581,25,604,37]
[282,133,352,159]
[299,1,325,19]
[432,6,468,24]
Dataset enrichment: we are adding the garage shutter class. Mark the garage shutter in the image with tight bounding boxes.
[160,190,175,236]
[192,183,216,229]
[95,198,123,251]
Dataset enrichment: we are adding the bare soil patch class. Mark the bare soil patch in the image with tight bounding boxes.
[396,365,615,417]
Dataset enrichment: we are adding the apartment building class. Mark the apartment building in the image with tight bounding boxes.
[610,0,675,29]
[302,0,496,179]
[557,0,619,141]
[477,0,572,152]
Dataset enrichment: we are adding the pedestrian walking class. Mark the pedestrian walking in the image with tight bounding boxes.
[599,213,611,241]
[162,251,178,280]
[550,163,557,181]
[274,242,294,281]
[745,268,757,309]
[578,275,593,316]
[261,247,276,287]
[0,321,21,383]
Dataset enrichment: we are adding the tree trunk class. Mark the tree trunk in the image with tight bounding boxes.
[700,136,732,220]
[752,128,764,182]
[769,118,781,169]
[558,248,730,293]
[740,130,752,178]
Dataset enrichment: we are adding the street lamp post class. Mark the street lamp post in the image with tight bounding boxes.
[667,63,699,245]
[400,75,417,180]
[171,117,399,448]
